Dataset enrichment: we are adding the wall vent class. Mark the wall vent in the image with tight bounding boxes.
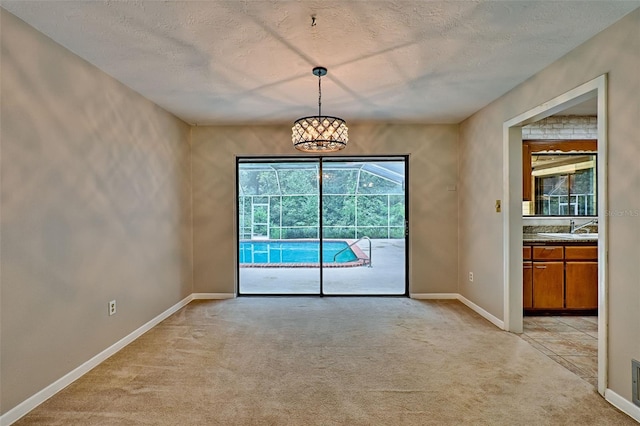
[633,359,640,407]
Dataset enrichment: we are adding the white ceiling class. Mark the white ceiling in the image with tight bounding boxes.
[2,1,638,125]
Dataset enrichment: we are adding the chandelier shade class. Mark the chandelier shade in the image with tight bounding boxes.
[292,115,348,152]
[292,67,348,153]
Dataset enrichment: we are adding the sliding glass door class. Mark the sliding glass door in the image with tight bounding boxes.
[321,159,406,294]
[238,160,320,294]
[237,157,407,296]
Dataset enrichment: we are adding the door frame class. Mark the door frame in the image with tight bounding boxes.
[236,155,409,297]
[502,74,608,395]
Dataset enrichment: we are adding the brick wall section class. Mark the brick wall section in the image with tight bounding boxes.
[522,115,597,139]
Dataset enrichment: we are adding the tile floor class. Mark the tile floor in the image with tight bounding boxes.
[521,315,598,387]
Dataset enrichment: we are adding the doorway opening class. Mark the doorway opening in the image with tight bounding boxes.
[237,156,408,296]
[503,75,608,395]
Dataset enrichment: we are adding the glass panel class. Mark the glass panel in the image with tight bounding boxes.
[322,195,355,238]
[358,170,404,194]
[239,168,280,196]
[571,168,596,215]
[323,168,358,194]
[322,159,406,295]
[278,166,319,194]
[238,161,320,294]
[535,175,568,215]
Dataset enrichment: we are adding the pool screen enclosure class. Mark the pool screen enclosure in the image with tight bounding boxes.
[237,156,408,296]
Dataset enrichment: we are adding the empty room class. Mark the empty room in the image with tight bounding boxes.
[1,1,639,425]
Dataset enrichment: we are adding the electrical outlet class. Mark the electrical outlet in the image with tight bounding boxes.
[469,272,474,282]
[109,300,116,316]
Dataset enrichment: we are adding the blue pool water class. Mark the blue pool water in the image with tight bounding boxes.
[239,240,357,265]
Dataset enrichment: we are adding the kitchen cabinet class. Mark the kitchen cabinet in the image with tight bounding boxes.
[566,262,597,308]
[532,262,564,308]
[531,245,564,309]
[565,246,598,309]
[523,243,597,314]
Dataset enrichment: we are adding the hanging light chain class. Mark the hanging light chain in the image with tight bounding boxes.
[318,71,322,118]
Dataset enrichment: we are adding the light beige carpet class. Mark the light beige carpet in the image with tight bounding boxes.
[15,298,637,425]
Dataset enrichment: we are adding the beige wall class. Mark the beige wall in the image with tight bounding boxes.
[0,11,193,414]
[191,123,458,295]
[458,9,640,402]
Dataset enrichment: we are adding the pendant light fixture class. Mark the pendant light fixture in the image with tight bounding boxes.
[292,67,348,152]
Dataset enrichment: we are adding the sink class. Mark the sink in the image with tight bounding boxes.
[537,232,598,240]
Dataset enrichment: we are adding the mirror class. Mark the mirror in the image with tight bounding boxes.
[523,140,597,216]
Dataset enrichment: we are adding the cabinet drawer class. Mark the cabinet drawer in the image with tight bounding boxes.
[523,246,532,260]
[533,246,564,260]
[565,246,598,260]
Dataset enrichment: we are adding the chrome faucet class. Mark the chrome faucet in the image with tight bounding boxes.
[570,218,598,234]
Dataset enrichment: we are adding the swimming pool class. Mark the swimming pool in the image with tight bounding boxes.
[239,240,367,267]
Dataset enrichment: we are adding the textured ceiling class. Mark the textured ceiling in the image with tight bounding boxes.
[2,1,638,125]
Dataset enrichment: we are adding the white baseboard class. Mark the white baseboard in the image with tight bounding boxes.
[457,294,505,330]
[192,293,236,300]
[605,388,640,422]
[411,293,505,330]
[410,293,459,299]
[0,295,194,426]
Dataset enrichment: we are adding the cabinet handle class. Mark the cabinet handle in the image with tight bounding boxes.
[535,266,547,269]
[523,265,533,269]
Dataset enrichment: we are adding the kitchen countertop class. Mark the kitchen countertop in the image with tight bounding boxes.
[523,233,598,243]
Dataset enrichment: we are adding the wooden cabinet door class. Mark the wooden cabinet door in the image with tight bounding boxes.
[566,261,598,309]
[533,261,564,308]
[523,261,533,308]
